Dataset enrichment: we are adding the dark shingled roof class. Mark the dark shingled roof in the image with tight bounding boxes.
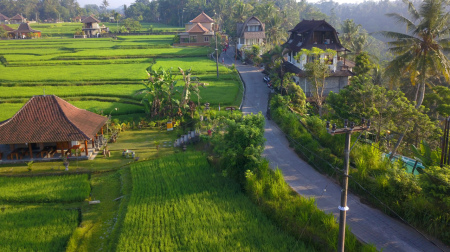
[0,95,107,144]
[284,19,348,52]
[237,16,265,38]
[190,12,214,23]
[82,15,100,23]
[13,23,40,33]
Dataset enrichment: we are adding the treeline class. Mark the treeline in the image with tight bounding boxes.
[313,0,421,39]
[0,0,84,21]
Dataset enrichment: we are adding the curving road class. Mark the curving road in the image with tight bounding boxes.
[220,48,450,252]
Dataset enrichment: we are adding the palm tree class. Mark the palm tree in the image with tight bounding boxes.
[381,0,450,109]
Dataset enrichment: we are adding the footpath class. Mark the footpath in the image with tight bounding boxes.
[219,48,450,252]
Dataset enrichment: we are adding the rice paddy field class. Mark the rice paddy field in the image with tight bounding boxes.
[116,152,311,251]
[0,174,90,203]
[0,29,242,122]
[0,206,79,252]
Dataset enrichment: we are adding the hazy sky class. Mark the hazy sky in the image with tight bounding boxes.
[79,0,377,10]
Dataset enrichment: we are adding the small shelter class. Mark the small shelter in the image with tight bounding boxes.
[0,13,9,24]
[82,15,104,38]
[74,16,88,22]
[0,95,107,161]
[177,12,215,46]
[10,23,41,39]
[9,14,25,24]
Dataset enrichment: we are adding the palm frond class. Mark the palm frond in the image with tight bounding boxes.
[385,13,417,33]
[402,0,420,21]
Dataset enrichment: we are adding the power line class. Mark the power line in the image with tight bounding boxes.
[270,114,447,251]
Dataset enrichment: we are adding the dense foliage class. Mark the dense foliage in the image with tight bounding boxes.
[270,94,450,245]
[116,152,309,251]
[0,174,90,203]
[0,206,79,252]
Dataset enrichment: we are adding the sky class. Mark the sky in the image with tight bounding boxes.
[78,0,378,10]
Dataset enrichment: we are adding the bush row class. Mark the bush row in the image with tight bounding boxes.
[211,112,376,251]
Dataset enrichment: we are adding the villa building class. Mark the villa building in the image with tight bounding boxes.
[283,19,354,97]
[0,13,9,24]
[9,14,25,24]
[82,16,108,38]
[177,12,215,46]
[236,16,265,59]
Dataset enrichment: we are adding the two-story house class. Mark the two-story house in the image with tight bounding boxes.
[177,12,215,46]
[283,19,354,97]
[82,16,107,38]
[236,16,265,60]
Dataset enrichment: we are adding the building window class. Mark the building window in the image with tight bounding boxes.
[247,25,260,32]
[204,36,209,42]
[190,36,197,42]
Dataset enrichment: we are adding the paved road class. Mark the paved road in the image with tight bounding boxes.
[220,48,450,252]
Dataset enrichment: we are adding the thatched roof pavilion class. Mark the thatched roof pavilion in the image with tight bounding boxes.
[0,95,107,159]
[10,23,41,38]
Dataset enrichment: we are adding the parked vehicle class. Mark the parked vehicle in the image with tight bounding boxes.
[263,76,270,83]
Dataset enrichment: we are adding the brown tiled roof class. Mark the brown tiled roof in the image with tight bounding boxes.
[0,24,13,31]
[10,14,24,21]
[0,13,9,21]
[190,12,214,23]
[81,15,100,23]
[187,23,209,33]
[0,95,107,144]
[13,23,40,33]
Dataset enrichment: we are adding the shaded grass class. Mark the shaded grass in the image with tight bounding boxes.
[0,174,90,203]
[0,206,79,252]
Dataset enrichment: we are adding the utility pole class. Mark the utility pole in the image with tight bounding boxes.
[326,118,370,252]
[215,30,219,79]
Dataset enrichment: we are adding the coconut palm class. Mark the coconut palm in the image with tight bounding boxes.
[381,0,450,109]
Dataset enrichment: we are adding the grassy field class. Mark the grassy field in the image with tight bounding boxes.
[0,206,79,252]
[0,174,90,203]
[0,32,241,121]
[116,152,311,251]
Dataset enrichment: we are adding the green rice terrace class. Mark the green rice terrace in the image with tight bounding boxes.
[0,33,242,122]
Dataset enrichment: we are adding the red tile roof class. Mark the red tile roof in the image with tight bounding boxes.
[0,24,13,32]
[0,95,107,144]
[187,23,209,33]
[10,14,24,21]
[190,12,214,23]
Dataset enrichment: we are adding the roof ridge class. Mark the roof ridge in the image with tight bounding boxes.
[53,95,91,140]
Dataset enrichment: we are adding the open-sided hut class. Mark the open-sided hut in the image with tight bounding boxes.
[9,14,25,24]
[10,23,41,39]
[0,95,107,161]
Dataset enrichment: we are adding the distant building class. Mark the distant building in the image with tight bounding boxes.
[74,16,88,22]
[283,19,354,97]
[82,16,107,38]
[177,12,215,46]
[9,14,26,24]
[9,23,41,39]
[0,13,9,24]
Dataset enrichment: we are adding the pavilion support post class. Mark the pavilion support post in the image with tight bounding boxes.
[61,147,64,157]
[84,140,88,156]
[101,128,104,135]
[92,139,94,148]
[28,143,33,159]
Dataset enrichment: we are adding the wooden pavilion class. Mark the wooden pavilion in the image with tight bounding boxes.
[9,23,41,39]
[0,95,107,161]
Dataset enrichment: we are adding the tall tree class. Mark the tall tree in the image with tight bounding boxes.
[381,0,450,109]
